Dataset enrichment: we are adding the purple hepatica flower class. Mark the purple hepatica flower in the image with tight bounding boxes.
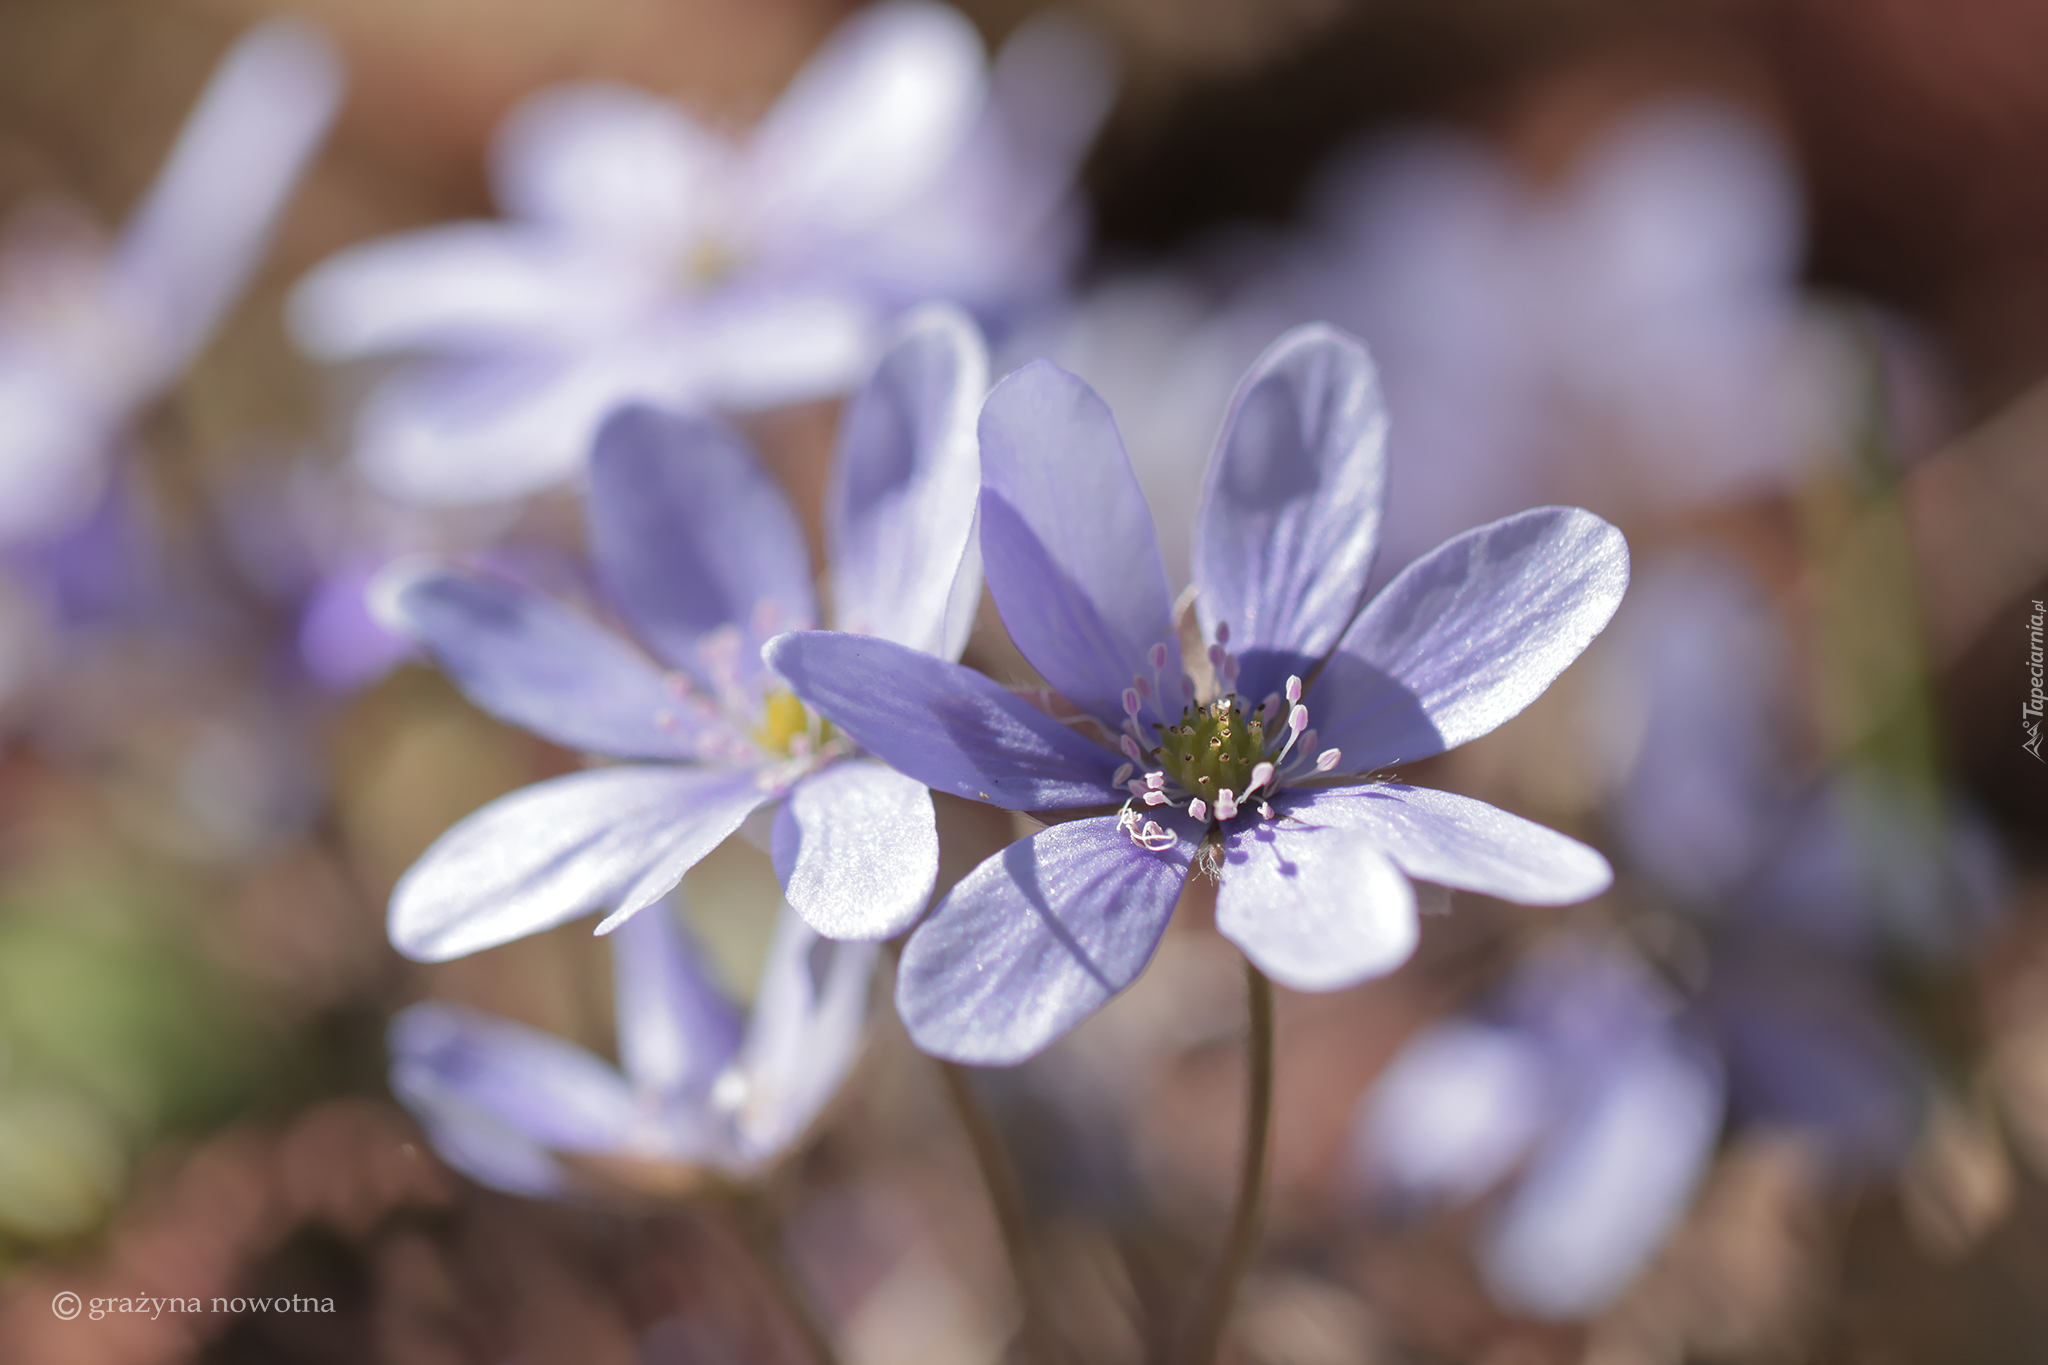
[289,3,1108,508]
[392,894,875,1197]
[375,308,986,961]
[0,21,340,545]
[1592,552,2004,1175]
[1353,934,1724,1319]
[767,323,1626,1066]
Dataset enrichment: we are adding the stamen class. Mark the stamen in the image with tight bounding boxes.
[1285,675,1303,705]
[1145,771,1165,791]
[1123,687,1142,719]
[1112,763,1133,787]
[1258,800,1274,819]
[1214,788,1239,821]
[1120,734,1145,763]
[1315,748,1341,772]
[1187,797,1208,822]
[1181,673,1197,700]
[1149,642,1169,671]
[1142,790,1167,806]
[1215,621,1231,646]
[1247,761,1275,793]
[1133,674,1152,700]
[1136,820,1176,850]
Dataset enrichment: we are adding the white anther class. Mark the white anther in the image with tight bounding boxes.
[1149,642,1169,670]
[1288,706,1309,735]
[1215,789,1239,821]
[1123,687,1141,718]
[1315,748,1341,772]
[1128,779,1148,798]
[1143,790,1167,806]
[1112,763,1133,786]
[1133,674,1152,699]
[1145,770,1165,791]
[1247,761,1275,793]
[1120,734,1145,763]
[1258,800,1274,819]
[1187,797,1208,822]
[1285,675,1303,704]
[1137,820,1176,851]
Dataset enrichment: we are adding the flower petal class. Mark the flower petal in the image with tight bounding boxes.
[1193,324,1388,703]
[289,225,645,359]
[825,304,987,659]
[609,900,744,1101]
[1216,816,1418,991]
[492,82,728,256]
[587,404,816,687]
[765,630,1119,810]
[774,759,939,941]
[371,562,706,760]
[110,19,342,378]
[387,1003,637,1196]
[1282,785,1612,906]
[746,0,986,250]
[728,903,880,1166]
[895,810,1200,1065]
[389,1002,639,1154]
[389,766,767,962]
[352,349,677,506]
[978,360,1180,727]
[1354,1020,1550,1204]
[1313,507,1629,771]
[1478,1030,1722,1319]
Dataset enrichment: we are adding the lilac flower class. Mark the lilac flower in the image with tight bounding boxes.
[1353,935,1724,1319]
[1241,98,1865,581]
[392,894,875,1196]
[0,21,340,545]
[1591,553,2002,1172]
[376,308,986,961]
[767,323,1625,1065]
[289,4,1109,507]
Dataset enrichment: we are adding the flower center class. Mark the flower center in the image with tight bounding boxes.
[1110,624,1345,849]
[751,687,829,760]
[680,236,738,288]
[1153,698,1266,801]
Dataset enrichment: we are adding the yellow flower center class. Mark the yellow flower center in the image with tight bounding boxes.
[752,689,820,759]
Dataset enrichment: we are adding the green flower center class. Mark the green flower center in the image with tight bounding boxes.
[1150,696,1266,800]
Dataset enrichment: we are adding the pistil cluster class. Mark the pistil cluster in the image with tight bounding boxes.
[1111,624,1343,850]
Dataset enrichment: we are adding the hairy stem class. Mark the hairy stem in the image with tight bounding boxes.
[1176,960,1275,1365]
[939,1059,1067,1365]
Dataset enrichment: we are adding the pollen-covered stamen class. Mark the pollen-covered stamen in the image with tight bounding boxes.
[1118,803,1179,850]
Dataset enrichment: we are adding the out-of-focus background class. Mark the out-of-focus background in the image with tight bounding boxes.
[0,0,2046,1361]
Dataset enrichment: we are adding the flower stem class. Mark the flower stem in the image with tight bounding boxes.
[938,1059,1067,1365]
[1176,959,1275,1365]
[722,1186,845,1365]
